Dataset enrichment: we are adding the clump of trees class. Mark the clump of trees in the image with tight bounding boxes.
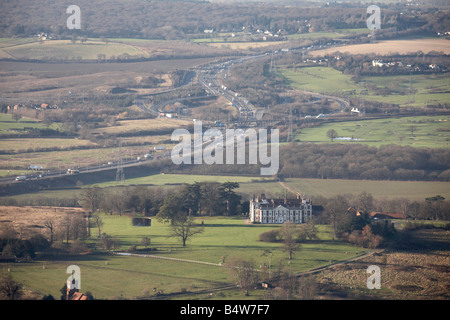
[0,274,23,300]
[278,143,450,181]
[323,52,450,77]
[78,182,244,218]
[258,191,448,252]
[0,214,89,258]
[224,58,284,109]
[154,181,242,246]
[224,254,321,299]
[319,191,449,249]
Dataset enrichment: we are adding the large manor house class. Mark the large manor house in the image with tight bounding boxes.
[249,194,313,224]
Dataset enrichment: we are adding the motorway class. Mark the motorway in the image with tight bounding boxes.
[0,155,165,185]
[2,42,347,185]
[196,55,266,122]
[143,42,347,123]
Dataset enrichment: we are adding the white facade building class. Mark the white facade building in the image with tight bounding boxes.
[249,194,313,224]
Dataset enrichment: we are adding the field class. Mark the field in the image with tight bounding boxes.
[1,210,368,300]
[0,115,192,173]
[0,138,96,153]
[0,146,131,172]
[0,113,61,135]
[281,178,450,201]
[315,228,450,299]
[0,57,214,102]
[0,205,86,239]
[86,173,273,188]
[281,66,450,107]
[3,207,449,300]
[0,39,148,61]
[310,38,450,56]
[286,28,371,40]
[5,173,450,204]
[281,65,360,95]
[92,118,192,135]
[296,115,450,148]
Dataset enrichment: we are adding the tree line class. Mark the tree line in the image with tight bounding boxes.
[1,0,447,40]
[78,181,245,218]
[139,142,450,181]
[278,143,450,181]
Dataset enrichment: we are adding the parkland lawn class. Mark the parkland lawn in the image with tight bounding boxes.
[3,216,367,300]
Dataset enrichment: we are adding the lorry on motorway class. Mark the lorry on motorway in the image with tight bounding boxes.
[67,169,79,174]
[15,175,27,181]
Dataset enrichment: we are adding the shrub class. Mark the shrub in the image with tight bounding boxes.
[259,229,280,242]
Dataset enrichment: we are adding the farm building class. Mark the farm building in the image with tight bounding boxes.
[66,278,88,300]
[132,217,152,226]
[249,194,313,224]
[369,212,405,220]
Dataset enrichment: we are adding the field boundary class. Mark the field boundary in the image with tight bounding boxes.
[113,252,223,267]
[278,181,301,197]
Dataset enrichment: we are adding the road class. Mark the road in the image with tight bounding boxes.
[2,41,348,184]
[196,55,266,122]
[1,156,163,184]
[134,40,347,123]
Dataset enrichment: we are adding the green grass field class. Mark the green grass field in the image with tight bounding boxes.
[0,39,148,60]
[283,178,450,201]
[86,173,273,188]
[0,116,188,172]
[282,66,360,94]
[296,115,450,148]
[5,173,450,203]
[3,216,367,300]
[281,66,450,108]
[0,113,61,135]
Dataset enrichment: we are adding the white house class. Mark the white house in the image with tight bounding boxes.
[372,60,384,67]
[249,194,313,224]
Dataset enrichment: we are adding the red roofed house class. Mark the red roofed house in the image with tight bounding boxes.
[66,278,88,300]
[369,212,405,220]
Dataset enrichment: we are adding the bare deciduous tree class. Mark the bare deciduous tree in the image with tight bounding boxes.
[44,219,55,245]
[280,222,301,261]
[225,257,259,296]
[91,214,103,237]
[0,274,23,300]
[169,215,203,247]
[79,187,103,213]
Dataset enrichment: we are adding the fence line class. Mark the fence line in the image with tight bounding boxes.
[113,252,222,267]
